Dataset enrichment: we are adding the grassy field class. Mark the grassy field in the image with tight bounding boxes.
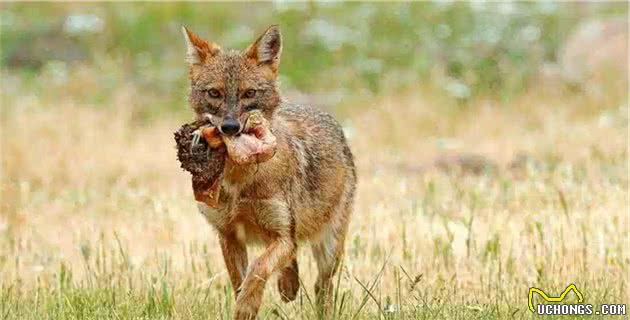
[1,70,627,318]
[1,3,628,320]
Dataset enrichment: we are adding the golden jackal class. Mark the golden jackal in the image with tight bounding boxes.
[181,25,356,319]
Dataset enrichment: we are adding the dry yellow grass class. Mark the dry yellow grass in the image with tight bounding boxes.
[0,67,627,318]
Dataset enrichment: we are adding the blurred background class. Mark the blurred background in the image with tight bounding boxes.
[2,2,627,114]
[0,2,628,319]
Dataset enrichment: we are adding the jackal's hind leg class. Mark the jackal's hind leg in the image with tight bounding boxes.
[277,258,299,302]
[311,226,347,316]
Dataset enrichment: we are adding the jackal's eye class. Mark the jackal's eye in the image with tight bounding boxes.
[206,89,221,99]
[243,89,256,99]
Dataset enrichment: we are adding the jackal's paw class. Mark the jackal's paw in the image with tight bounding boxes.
[233,305,258,320]
[277,266,300,302]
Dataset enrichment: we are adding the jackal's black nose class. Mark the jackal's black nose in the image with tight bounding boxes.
[220,118,241,135]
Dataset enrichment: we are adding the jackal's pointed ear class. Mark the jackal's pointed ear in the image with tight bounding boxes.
[245,25,282,73]
[181,26,221,65]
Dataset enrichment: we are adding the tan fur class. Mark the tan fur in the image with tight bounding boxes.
[183,25,356,319]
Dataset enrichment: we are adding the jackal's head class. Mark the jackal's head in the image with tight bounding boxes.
[182,25,282,136]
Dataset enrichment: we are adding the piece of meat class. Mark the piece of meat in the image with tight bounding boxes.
[174,119,226,207]
[221,112,277,165]
[174,112,277,206]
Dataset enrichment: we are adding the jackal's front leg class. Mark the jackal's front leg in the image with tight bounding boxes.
[234,238,296,320]
[219,232,248,298]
